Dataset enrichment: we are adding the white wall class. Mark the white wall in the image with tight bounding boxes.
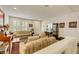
[33,21,41,34]
[42,12,79,42]
[0,6,9,24]
[9,16,41,34]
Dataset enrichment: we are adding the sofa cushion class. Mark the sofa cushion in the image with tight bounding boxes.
[25,42,34,54]
[39,32,47,38]
[27,36,39,42]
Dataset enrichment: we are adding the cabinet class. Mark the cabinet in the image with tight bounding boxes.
[11,42,20,54]
[53,23,59,39]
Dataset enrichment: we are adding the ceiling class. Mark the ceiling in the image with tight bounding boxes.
[1,5,79,20]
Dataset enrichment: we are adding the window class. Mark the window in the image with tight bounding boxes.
[9,16,27,31]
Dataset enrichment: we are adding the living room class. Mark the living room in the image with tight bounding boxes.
[0,5,78,54]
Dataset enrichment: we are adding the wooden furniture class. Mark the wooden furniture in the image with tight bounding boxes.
[45,32,52,37]
[11,42,20,54]
[58,37,64,40]
[53,23,59,39]
[11,38,20,54]
[0,34,11,53]
[53,23,64,40]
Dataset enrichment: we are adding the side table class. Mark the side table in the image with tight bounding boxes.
[11,38,20,54]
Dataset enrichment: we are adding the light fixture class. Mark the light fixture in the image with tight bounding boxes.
[13,7,17,10]
[44,5,53,8]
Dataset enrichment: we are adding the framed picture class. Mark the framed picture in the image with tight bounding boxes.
[29,24,33,27]
[69,21,77,28]
[59,23,65,28]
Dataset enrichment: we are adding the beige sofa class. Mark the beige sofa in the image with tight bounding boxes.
[27,32,47,42]
[22,36,57,54]
[27,36,40,42]
[13,31,32,39]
